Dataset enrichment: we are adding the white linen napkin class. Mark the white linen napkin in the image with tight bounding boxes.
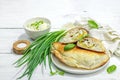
[89,26,120,56]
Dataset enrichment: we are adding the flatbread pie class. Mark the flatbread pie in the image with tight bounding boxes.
[51,42,109,70]
[77,37,106,52]
[60,27,88,43]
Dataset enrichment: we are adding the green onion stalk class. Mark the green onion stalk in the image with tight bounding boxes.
[14,30,66,80]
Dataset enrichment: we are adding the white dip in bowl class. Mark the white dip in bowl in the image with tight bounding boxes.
[24,17,51,40]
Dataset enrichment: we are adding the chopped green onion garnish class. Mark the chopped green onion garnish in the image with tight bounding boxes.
[50,71,58,76]
[50,70,65,76]
[31,20,44,30]
[58,71,65,76]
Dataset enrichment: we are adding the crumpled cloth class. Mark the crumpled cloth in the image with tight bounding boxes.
[62,17,120,57]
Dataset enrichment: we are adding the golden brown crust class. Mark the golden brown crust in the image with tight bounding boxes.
[52,42,109,70]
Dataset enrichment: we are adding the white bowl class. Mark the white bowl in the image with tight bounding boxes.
[23,17,51,40]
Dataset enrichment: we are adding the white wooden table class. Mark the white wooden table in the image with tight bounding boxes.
[0,0,120,80]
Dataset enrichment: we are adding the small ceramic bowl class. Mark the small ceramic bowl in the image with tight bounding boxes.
[23,17,51,40]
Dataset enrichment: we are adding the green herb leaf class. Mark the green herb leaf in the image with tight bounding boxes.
[50,71,57,76]
[107,65,117,74]
[79,34,89,41]
[88,20,98,29]
[58,71,65,76]
[31,20,44,30]
[64,43,76,51]
[38,20,44,24]
[50,70,65,76]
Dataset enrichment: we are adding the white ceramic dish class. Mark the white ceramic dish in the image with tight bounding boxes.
[23,17,51,40]
[51,54,109,74]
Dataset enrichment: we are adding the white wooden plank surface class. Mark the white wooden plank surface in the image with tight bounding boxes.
[0,29,29,54]
[0,0,120,31]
